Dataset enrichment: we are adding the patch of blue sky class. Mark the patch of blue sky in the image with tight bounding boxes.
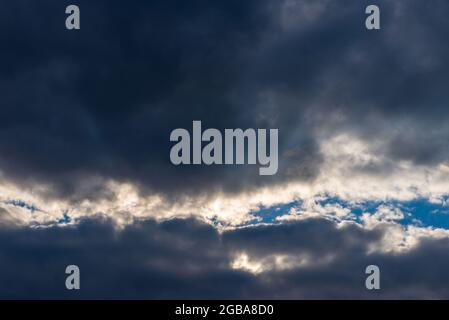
[399,198,449,229]
[248,199,302,224]
[4,199,40,213]
[247,195,449,229]
[317,196,449,229]
[57,212,72,225]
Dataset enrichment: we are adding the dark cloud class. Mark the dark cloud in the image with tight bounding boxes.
[0,0,306,200]
[2,1,449,299]
[1,1,449,200]
[0,217,448,299]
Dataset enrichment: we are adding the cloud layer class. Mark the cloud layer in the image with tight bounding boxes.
[1,0,449,298]
[1,0,448,201]
[2,217,449,299]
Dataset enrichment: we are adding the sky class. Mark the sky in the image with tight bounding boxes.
[1,0,449,299]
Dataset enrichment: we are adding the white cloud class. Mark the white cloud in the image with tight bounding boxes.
[2,132,449,255]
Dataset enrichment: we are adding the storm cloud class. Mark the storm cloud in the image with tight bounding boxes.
[1,0,449,299]
[1,0,448,201]
[1,217,449,299]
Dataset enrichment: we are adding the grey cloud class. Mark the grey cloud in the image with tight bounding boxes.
[1,217,449,299]
[3,0,449,301]
[5,1,449,201]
